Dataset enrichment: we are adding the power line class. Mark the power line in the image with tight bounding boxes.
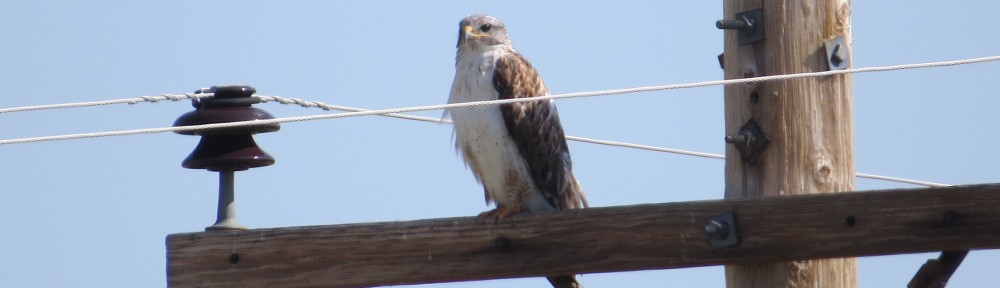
[178,100,958,187]
[564,136,950,186]
[256,95,452,125]
[8,55,989,145]
[0,96,951,187]
[1,55,997,116]
[6,54,998,141]
[0,93,207,114]
[1,56,988,186]
[855,173,949,187]
[565,135,726,160]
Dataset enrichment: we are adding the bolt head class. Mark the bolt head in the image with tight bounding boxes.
[704,219,729,240]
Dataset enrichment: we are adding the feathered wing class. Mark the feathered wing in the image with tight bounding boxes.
[492,52,588,210]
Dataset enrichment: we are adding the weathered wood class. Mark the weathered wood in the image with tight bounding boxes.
[167,184,1000,288]
[722,0,856,287]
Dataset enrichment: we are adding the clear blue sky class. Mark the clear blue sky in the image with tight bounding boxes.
[1,1,998,287]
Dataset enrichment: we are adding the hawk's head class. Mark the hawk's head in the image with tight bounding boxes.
[457,14,511,49]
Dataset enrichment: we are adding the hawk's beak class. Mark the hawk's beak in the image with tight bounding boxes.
[458,25,483,47]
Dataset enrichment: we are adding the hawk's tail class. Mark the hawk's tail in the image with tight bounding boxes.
[570,176,589,209]
[547,275,583,288]
[551,177,585,288]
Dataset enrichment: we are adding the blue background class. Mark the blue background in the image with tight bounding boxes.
[1,1,998,287]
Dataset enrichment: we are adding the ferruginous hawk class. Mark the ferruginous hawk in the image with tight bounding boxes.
[446,14,588,288]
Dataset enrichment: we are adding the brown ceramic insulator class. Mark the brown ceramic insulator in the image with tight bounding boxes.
[173,85,279,171]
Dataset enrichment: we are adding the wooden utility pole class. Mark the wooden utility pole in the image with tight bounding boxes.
[722,0,856,287]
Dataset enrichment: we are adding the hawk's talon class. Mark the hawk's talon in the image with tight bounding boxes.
[478,205,523,220]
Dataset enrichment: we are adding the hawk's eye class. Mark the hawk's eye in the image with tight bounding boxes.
[480,24,492,32]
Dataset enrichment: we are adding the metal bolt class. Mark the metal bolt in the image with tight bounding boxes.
[707,212,739,248]
[716,17,752,31]
[210,170,241,230]
[726,120,769,163]
[704,219,729,240]
[725,134,748,146]
[726,132,759,150]
[718,9,766,45]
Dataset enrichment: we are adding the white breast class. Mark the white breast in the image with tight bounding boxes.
[447,48,547,210]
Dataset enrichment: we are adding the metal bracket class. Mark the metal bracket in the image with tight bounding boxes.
[705,212,739,248]
[908,250,969,288]
[716,8,766,45]
[825,35,851,70]
[908,211,968,288]
[725,120,770,163]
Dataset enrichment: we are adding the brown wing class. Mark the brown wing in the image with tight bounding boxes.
[493,52,585,210]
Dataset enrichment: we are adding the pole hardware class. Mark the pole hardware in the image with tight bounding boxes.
[725,119,769,163]
[825,35,851,70]
[908,250,969,288]
[705,212,739,248]
[173,85,279,231]
[716,8,765,45]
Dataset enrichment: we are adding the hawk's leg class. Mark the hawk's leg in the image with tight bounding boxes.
[478,203,523,220]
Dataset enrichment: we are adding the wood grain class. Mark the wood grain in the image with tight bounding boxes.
[167,184,1000,287]
[722,0,857,286]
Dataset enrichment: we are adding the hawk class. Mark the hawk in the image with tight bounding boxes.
[446,14,588,288]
